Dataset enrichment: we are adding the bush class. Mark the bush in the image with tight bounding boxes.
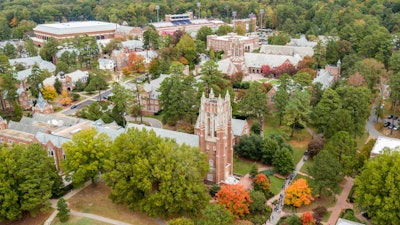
[209,184,221,197]
[241,82,251,89]
[259,169,274,176]
[71,93,80,101]
[251,123,261,135]
[250,164,259,178]
[313,206,327,221]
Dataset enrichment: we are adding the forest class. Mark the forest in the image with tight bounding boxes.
[0,0,399,41]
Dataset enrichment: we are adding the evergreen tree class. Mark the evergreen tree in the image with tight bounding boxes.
[56,198,70,222]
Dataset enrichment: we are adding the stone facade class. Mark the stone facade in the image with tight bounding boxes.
[194,90,233,184]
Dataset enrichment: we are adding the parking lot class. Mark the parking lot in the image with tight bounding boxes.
[383,115,399,130]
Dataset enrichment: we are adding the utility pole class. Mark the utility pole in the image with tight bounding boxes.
[232,11,237,29]
[155,5,160,22]
[260,9,265,29]
[197,2,201,19]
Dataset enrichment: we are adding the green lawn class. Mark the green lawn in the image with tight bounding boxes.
[300,159,314,174]
[269,175,285,195]
[322,211,332,222]
[52,216,111,225]
[233,156,256,176]
[293,147,307,164]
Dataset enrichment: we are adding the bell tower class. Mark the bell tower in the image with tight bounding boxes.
[196,89,233,184]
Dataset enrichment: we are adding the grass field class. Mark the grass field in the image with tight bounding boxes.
[51,216,111,225]
[233,156,256,176]
[269,176,285,195]
[67,182,159,225]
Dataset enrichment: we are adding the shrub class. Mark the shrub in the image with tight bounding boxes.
[313,206,327,221]
[209,184,221,197]
[71,93,80,101]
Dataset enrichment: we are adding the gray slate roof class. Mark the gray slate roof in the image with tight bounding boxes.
[232,119,248,136]
[127,123,199,147]
[244,52,302,68]
[259,45,314,58]
[8,120,47,135]
[35,132,70,148]
[121,40,143,50]
[33,113,81,127]
[143,74,170,99]
[10,56,56,72]
[313,69,334,89]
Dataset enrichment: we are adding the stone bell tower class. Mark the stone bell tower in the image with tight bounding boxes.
[195,89,233,184]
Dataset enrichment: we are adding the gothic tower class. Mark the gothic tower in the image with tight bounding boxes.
[196,90,233,184]
[230,37,246,73]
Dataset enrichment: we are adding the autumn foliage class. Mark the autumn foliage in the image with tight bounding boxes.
[128,52,146,73]
[253,174,271,192]
[284,178,314,208]
[59,88,72,106]
[216,184,252,219]
[301,211,316,225]
[41,84,58,101]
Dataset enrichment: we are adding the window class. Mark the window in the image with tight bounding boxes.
[48,148,54,157]
[209,159,214,168]
[207,174,213,181]
[8,140,13,144]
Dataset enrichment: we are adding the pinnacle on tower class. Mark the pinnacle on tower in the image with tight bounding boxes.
[209,88,215,99]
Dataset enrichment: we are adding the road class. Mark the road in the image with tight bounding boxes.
[125,115,163,128]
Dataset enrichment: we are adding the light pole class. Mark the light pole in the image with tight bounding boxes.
[260,9,265,30]
[197,2,201,19]
[232,11,237,29]
[155,5,160,22]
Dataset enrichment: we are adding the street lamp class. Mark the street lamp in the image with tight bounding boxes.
[155,5,160,22]
[197,2,201,19]
[232,11,237,20]
[260,9,265,29]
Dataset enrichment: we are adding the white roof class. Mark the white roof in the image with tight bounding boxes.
[127,123,199,147]
[121,40,143,49]
[244,52,302,68]
[336,218,364,225]
[210,33,256,41]
[371,136,400,155]
[217,58,238,77]
[143,74,170,99]
[260,44,314,58]
[10,56,55,72]
[66,70,89,82]
[287,35,318,48]
[313,69,334,89]
[34,21,117,35]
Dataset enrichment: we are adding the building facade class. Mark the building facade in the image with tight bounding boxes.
[195,90,234,184]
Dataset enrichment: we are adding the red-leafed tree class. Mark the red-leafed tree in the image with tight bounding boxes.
[128,52,146,73]
[253,174,270,193]
[216,184,252,219]
[298,68,317,78]
[297,56,315,70]
[262,65,272,75]
[301,211,316,225]
[272,62,297,76]
[348,72,366,87]
[284,178,314,208]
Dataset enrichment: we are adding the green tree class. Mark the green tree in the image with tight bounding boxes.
[53,78,62,94]
[102,39,122,55]
[0,144,61,221]
[267,32,291,45]
[293,72,313,90]
[143,25,160,49]
[158,63,199,125]
[62,128,111,187]
[85,70,109,97]
[311,88,342,134]
[313,40,326,69]
[354,58,387,90]
[272,147,295,175]
[389,51,400,74]
[198,60,232,99]
[197,204,234,225]
[110,82,132,126]
[323,131,357,176]
[249,191,267,214]
[284,90,311,137]
[325,109,355,138]
[168,217,194,225]
[56,198,70,222]
[27,64,48,98]
[176,34,197,69]
[39,38,58,62]
[103,128,209,217]
[354,150,400,225]
[234,24,246,36]
[3,43,17,59]
[24,39,38,57]
[355,139,376,173]
[76,35,99,69]
[308,150,343,196]
[216,25,233,36]
[337,86,370,138]
[55,61,69,74]
[273,85,289,126]
[233,135,264,161]
[240,82,268,127]
[261,135,280,165]
[196,26,214,44]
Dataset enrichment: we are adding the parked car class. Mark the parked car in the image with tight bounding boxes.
[388,115,393,119]
[384,122,391,127]
[70,105,78,109]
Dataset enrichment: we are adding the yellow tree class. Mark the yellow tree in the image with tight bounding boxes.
[41,84,58,101]
[284,178,314,208]
[59,88,72,106]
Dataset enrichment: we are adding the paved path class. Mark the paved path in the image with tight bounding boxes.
[70,210,132,225]
[324,177,354,225]
[125,116,163,128]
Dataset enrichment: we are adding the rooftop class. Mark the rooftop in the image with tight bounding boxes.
[371,136,400,156]
[336,218,364,225]
[0,129,35,142]
[34,21,118,35]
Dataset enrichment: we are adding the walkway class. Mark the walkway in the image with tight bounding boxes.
[125,116,163,128]
[325,177,354,225]
[70,210,132,225]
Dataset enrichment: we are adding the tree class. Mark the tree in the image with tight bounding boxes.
[337,86,370,138]
[176,34,197,69]
[233,135,264,161]
[249,191,267,214]
[325,109,355,138]
[196,26,214,44]
[76,35,99,69]
[110,83,132,126]
[284,178,314,208]
[323,131,357,176]
[197,204,234,225]
[56,198,70,222]
[389,51,400,74]
[311,88,342,134]
[0,144,62,222]
[102,39,122,55]
[216,184,252,219]
[253,174,271,195]
[103,128,209,217]
[62,128,111,187]
[53,78,62,94]
[354,150,400,225]
[143,25,160,49]
[301,211,316,225]
[388,72,400,135]
[234,24,246,36]
[24,39,38,57]
[307,137,324,159]
[272,148,295,175]
[39,38,58,62]
[216,25,233,36]
[273,85,289,126]
[3,43,17,59]
[308,150,343,196]
[128,52,146,73]
[168,218,194,225]
[240,82,269,126]
[356,139,376,173]
[354,58,387,90]
[41,84,58,101]
[268,32,290,45]
[27,64,47,98]
[261,135,281,165]
[293,72,313,90]
[348,72,366,87]
[85,70,109,98]
[158,64,199,125]
[59,88,72,106]
[284,90,311,137]
[198,60,232,98]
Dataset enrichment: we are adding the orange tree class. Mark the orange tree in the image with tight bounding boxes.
[215,184,252,219]
[301,211,316,225]
[284,178,314,208]
[253,174,270,195]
